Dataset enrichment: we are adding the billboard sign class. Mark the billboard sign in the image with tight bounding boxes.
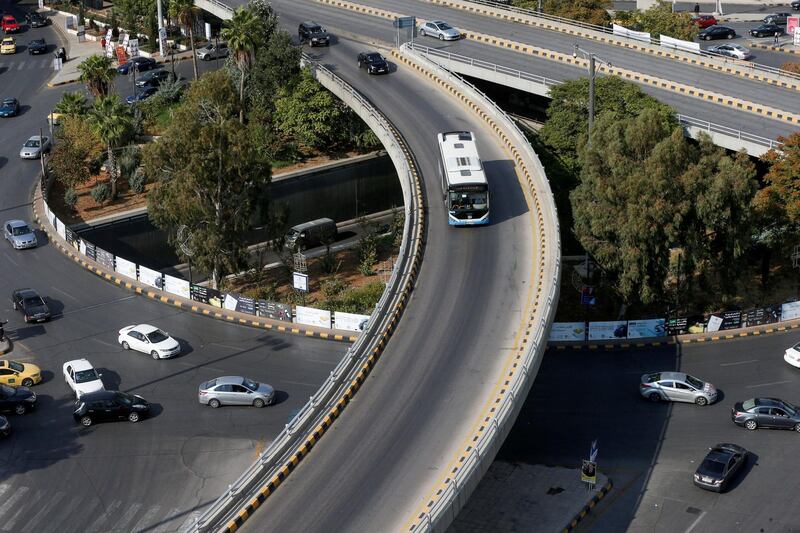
[626,319,666,339]
[115,256,137,279]
[548,322,587,342]
[334,312,370,332]
[190,285,223,307]
[782,300,800,322]
[138,265,163,289]
[588,321,628,340]
[257,301,292,322]
[295,306,331,328]
[164,275,190,299]
[741,306,780,328]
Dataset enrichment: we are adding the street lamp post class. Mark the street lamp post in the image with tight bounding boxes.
[573,44,612,135]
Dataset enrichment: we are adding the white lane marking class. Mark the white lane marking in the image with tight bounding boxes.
[152,507,182,533]
[131,504,161,533]
[720,359,759,366]
[4,254,18,267]
[87,500,122,532]
[210,342,241,351]
[0,485,10,501]
[91,337,118,349]
[110,501,142,531]
[16,62,24,70]
[56,295,137,317]
[49,286,80,301]
[684,510,707,533]
[20,491,66,533]
[0,486,29,524]
[281,380,316,387]
[746,380,793,388]
[3,488,42,531]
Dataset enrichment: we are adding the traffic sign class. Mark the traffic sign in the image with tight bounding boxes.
[393,16,415,28]
[581,286,596,306]
[581,460,597,485]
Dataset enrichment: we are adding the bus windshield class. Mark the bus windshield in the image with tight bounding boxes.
[449,189,488,211]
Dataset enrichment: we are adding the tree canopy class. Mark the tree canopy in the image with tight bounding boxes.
[614,0,698,41]
[754,133,800,237]
[514,0,612,26]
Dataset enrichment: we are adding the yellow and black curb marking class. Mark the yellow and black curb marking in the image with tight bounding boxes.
[32,199,358,343]
[561,478,613,533]
[749,41,800,56]
[427,0,800,92]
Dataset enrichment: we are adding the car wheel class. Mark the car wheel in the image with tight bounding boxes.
[438,34,445,41]
[80,415,92,427]
[795,423,800,432]
[695,396,708,406]
[23,315,29,323]
[151,351,159,360]
[21,378,33,387]
[357,61,361,68]
[209,399,221,409]
[12,301,17,310]
[420,29,426,36]
[128,412,140,423]
[726,33,734,39]
[203,55,210,61]
[745,419,757,430]
[648,392,661,402]
[253,398,265,408]
[14,404,26,415]
[122,341,130,350]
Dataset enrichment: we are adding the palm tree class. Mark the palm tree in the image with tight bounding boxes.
[221,7,260,124]
[170,0,200,81]
[87,94,135,199]
[54,91,88,117]
[77,54,115,97]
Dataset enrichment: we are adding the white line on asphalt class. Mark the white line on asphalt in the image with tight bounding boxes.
[684,510,707,533]
[746,380,793,388]
[152,507,182,533]
[20,490,66,533]
[720,359,759,366]
[210,342,242,351]
[87,500,122,532]
[16,62,24,70]
[4,254,18,267]
[91,338,118,349]
[3,488,41,531]
[56,295,137,317]
[50,285,80,301]
[281,380,316,388]
[130,504,161,533]
[109,501,142,531]
[0,486,29,524]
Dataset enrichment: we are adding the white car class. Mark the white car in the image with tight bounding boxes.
[418,20,461,41]
[118,324,181,359]
[784,342,800,368]
[707,44,751,60]
[63,359,104,398]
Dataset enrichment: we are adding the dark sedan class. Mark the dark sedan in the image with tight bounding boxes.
[125,85,157,104]
[117,56,157,75]
[74,390,150,426]
[750,24,784,38]
[0,415,9,437]
[793,0,800,10]
[699,26,736,40]
[731,397,800,431]
[357,51,389,75]
[27,38,46,55]
[135,68,172,88]
[11,288,51,323]
[25,12,49,28]
[0,384,36,415]
[693,443,747,492]
[0,97,18,117]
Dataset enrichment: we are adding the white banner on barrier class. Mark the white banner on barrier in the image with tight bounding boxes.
[334,311,370,332]
[626,318,666,339]
[115,256,137,279]
[782,301,800,322]
[660,34,700,53]
[548,322,586,342]
[79,239,87,256]
[588,320,628,340]
[296,306,332,328]
[138,265,163,289]
[56,217,67,240]
[612,24,651,43]
[164,275,190,299]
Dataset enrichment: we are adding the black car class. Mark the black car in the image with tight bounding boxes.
[0,384,36,415]
[793,0,800,11]
[0,97,18,118]
[357,51,389,75]
[73,390,150,426]
[699,26,736,40]
[12,288,51,323]
[750,24,784,38]
[25,12,49,28]
[117,56,157,75]
[731,397,800,431]
[0,415,10,437]
[135,68,172,88]
[693,443,747,492]
[763,12,792,25]
[298,21,330,46]
[27,38,46,55]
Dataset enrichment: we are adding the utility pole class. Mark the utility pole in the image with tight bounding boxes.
[573,44,612,136]
[156,0,165,57]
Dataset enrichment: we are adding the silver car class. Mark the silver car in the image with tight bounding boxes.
[196,42,229,61]
[640,371,717,405]
[19,135,50,159]
[4,220,37,249]
[198,376,275,408]
[419,20,461,41]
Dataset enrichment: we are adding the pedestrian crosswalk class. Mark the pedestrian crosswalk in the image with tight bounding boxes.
[0,57,56,71]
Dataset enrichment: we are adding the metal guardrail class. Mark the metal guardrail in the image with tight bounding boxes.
[408,42,782,152]
[187,55,424,533]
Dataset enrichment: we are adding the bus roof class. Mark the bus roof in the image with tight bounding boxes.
[437,131,487,187]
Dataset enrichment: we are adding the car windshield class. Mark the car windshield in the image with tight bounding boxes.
[7,361,23,372]
[780,401,797,415]
[701,459,726,475]
[147,330,169,343]
[645,372,660,383]
[743,398,757,410]
[449,191,488,211]
[242,378,259,391]
[2,99,13,105]
[116,393,132,406]
[23,140,40,148]
[365,53,382,62]
[74,369,99,383]
[23,297,43,307]
[309,26,323,34]
[436,22,453,30]
[685,375,704,389]
[12,225,30,235]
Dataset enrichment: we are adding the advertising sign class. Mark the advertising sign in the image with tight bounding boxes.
[56,218,67,240]
[223,293,255,315]
[581,460,597,485]
[164,275,190,299]
[295,306,332,328]
[138,265,163,289]
[626,319,666,339]
[588,321,628,340]
[665,315,706,335]
[334,312,370,332]
[660,34,700,53]
[787,16,799,36]
[293,272,309,292]
[105,28,114,58]
[65,228,81,251]
[706,310,741,332]
[190,285,223,307]
[782,300,800,322]
[128,38,139,57]
[548,322,587,342]
[741,306,780,328]
[612,24,651,43]
[83,241,97,261]
[95,246,114,270]
[115,256,137,279]
[257,301,292,322]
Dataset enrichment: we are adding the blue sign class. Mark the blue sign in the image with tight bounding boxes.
[393,16,415,28]
[581,286,596,305]
[590,439,598,462]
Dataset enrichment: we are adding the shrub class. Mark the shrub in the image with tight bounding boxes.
[321,278,349,300]
[329,282,385,314]
[358,232,378,276]
[64,188,78,211]
[781,62,800,75]
[118,145,140,181]
[91,182,110,204]
[129,167,146,193]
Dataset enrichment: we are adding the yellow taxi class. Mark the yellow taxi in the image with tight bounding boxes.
[0,37,16,54]
[0,360,42,387]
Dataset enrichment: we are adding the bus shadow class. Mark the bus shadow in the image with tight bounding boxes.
[483,158,529,224]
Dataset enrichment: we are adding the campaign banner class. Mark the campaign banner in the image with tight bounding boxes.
[295,306,332,329]
[65,228,80,251]
[115,256,137,279]
[548,322,587,342]
[257,301,292,322]
[660,34,700,53]
[163,275,190,299]
[138,265,163,289]
[741,305,781,328]
[56,218,67,240]
[706,310,742,332]
[334,312,370,332]
[95,246,114,270]
[190,285,223,307]
[588,321,628,340]
[787,16,799,36]
[222,293,255,314]
[665,315,705,335]
[781,301,800,322]
[83,241,97,261]
[626,318,666,339]
[612,24,651,43]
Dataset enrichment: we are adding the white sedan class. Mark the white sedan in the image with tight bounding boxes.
[707,44,751,60]
[118,324,181,359]
[63,359,105,398]
[785,342,800,368]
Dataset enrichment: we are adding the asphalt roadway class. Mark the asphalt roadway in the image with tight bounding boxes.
[0,3,346,532]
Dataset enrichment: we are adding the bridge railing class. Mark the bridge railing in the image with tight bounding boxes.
[676,114,783,151]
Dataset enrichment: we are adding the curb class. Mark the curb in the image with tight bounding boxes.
[749,41,800,56]
[561,478,613,533]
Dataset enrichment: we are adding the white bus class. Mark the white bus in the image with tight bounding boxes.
[437,131,489,226]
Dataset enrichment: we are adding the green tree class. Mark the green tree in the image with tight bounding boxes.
[169,0,200,80]
[50,116,102,190]
[143,70,271,289]
[221,6,261,124]
[247,27,300,124]
[78,55,116,97]
[515,0,611,26]
[54,91,88,117]
[87,94,135,199]
[614,0,698,41]
[247,0,278,42]
[754,133,800,235]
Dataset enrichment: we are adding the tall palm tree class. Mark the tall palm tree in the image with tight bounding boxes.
[221,7,260,124]
[87,94,135,199]
[54,91,88,117]
[170,0,200,80]
[77,54,115,97]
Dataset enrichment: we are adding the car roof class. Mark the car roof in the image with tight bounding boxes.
[15,288,38,297]
[302,20,321,27]
[65,358,95,371]
[79,390,116,400]
[26,135,43,141]
[656,371,686,381]
[133,324,159,334]
[5,219,28,227]
[213,376,246,385]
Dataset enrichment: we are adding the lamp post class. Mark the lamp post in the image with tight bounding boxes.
[572,44,612,135]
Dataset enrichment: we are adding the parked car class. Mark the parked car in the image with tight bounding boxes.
[693,443,747,492]
[749,23,784,38]
[0,384,36,415]
[1,36,15,54]
[699,26,736,40]
[19,135,50,159]
[0,415,10,437]
[0,360,42,387]
[117,56,157,75]
[357,51,389,74]
[27,38,46,55]
[708,44,751,60]
[691,14,717,28]
[62,359,104,398]
[418,20,461,41]
[763,12,792,26]
[4,220,37,249]
[785,341,800,368]
[298,21,330,46]
[792,0,800,10]
[73,390,149,426]
[12,288,50,322]
[0,97,18,117]
[118,324,181,359]
[125,86,157,104]
[1,15,19,33]
[640,371,717,405]
[25,12,49,28]
[135,68,172,88]
[195,42,229,61]
[198,376,275,408]
[731,397,800,431]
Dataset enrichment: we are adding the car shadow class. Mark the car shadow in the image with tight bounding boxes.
[0,156,6,170]
[147,402,163,419]
[8,323,46,341]
[714,389,726,404]
[38,369,54,385]
[272,390,289,406]
[16,104,33,117]
[726,451,759,492]
[44,296,64,318]
[98,368,121,390]
[174,340,193,358]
